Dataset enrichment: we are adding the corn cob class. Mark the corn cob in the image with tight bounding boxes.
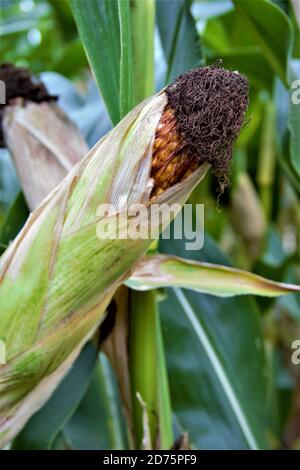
[151,105,198,197]
[0,63,248,446]
[151,63,248,195]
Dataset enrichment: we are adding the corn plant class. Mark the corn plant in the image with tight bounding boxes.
[0,0,299,451]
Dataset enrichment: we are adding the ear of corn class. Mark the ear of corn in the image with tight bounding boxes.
[0,90,210,445]
[0,63,250,445]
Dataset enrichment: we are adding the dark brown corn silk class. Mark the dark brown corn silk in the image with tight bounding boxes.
[151,62,249,196]
[0,63,56,146]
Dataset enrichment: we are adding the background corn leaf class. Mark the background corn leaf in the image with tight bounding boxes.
[0,192,28,255]
[288,59,300,177]
[202,8,274,90]
[63,355,128,450]
[233,0,292,86]
[70,0,122,124]
[117,0,133,119]
[156,0,203,84]
[12,344,97,450]
[159,234,276,449]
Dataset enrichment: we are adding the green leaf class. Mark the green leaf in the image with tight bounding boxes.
[233,0,292,86]
[12,343,97,450]
[51,38,88,78]
[50,432,68,450]
[127,254,299,297]
[118,0,133,118]
[64,354,128,450]
[0,192,29,255]
[288,59,300,177]
[156,0,203,84]
[207,48,273,90]
[71,0,134,123]
[274,77,300,190]
[70,0,121,124]
[159,235,276,449]
[130,0,155,105]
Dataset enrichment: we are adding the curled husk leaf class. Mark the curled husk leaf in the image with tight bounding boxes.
[2,101,88,211]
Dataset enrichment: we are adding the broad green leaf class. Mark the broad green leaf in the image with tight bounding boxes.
[12,343,97,450]
[156,0,203,84]
[256,226,300,322]
[288,59,300,177]
[70,0,121,124]
[48,0,77,41]
[203,9,255,53]
[50,432,67,450]
[71,0,134,123]
[207,48,273,90]
[64,355,128,450]
[118,0,133,119]
[274,77,300,190]
[159,234,277,449]
[233,0,292,86]
[130,0,155,105]
[0,192,29,255]
[126,254,299,297]
[51,38,88,78]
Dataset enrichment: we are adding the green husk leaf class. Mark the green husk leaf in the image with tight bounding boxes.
[11,343,97,450]
[126,254,300,297]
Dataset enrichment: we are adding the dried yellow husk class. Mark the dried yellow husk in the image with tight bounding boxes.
[0,91,210,445]
[3,100,88,211]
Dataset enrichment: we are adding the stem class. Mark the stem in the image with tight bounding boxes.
[257,101,276,219]
[129,290,158,449]
[129,290,173,449]
[155,309,174,449]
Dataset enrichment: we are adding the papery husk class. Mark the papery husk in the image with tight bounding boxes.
[3,100,88,211]
[0,90,210,446]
